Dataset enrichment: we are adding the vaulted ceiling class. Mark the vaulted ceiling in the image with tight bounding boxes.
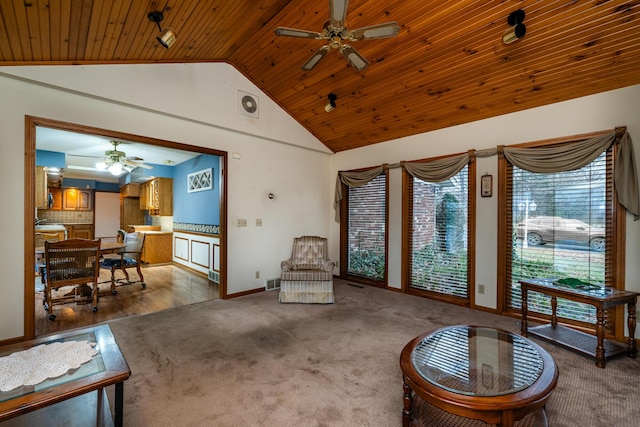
[1,1,639,153]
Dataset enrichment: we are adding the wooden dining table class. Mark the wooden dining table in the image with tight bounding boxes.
[35,240,126,255]
[35,241,128,300]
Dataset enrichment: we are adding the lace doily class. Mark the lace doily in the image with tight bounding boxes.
[0,340,98,392]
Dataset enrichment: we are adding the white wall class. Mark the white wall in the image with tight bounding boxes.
[1,62,638,342]
[329,85,640,317]
[0,63,332,341]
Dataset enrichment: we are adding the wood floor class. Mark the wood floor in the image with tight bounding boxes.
[35,263,219,337]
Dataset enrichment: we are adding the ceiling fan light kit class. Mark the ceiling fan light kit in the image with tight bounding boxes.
[274,0,399,71]
[503,9,526,45]
[148,11,176,49]
[96,141,154,176]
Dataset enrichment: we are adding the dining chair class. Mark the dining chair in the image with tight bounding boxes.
[100,231,146,294]
[35,232,61,279]
[43,238,101,321]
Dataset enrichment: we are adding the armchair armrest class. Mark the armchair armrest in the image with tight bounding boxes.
[322,260,335,272]
[281,259,294,271]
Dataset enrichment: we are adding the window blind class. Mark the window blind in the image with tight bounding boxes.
[409,165,469,299]
[506,149,613,327]
[345,173,386,281]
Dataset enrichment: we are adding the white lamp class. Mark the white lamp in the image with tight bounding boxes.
[108,162,123,176]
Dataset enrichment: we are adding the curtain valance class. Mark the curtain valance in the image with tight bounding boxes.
[501,131,639,220]
[334,165,385,222]
[333,130,639,222]
[402,152,471,182]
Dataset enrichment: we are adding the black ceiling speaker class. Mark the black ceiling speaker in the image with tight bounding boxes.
[503,9,526,44]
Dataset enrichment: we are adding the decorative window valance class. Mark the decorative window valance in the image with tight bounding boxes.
[402,151,471,182]
[500,130,639,220]
[334,165,385,222]
[333,130,639,222]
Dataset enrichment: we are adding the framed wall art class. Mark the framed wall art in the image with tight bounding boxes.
[187,168,213,193]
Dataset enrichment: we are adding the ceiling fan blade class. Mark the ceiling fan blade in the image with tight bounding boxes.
[348,22,400,41]
[329,0,349,29]
[274,27,324,39]
[302,45,331,71]
[339,44,369,71]
[123,159,153,169]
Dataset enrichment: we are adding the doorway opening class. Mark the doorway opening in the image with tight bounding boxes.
[25,116,228,339]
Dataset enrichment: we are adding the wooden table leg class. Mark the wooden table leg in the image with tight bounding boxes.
[550,296,557,328]
[498,409,515,427]
[595,308,606,368]
[628,299,637,358]
[402,379,414,427]
[521,287,528,337]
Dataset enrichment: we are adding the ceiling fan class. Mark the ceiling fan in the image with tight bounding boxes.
[274,0,400,72]
[96,141,153,176]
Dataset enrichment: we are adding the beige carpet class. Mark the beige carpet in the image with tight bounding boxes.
[106,279,640,426]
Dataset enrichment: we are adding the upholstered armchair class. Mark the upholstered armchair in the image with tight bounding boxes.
[279,236,335,304]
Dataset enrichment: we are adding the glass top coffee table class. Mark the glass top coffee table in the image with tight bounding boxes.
[400,325,558,427]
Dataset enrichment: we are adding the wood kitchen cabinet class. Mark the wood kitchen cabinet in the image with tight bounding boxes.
[36,166,48,209]
[120,183,140,198]
[63,188,92,211]
[139,178,172,216]
[65,224,93,239]
[140,232,173,264]
[120,195,144,230]
[48,187,62,210]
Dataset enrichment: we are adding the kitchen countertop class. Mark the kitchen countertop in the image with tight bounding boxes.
[136,231,173,235]
[35,224,67,231]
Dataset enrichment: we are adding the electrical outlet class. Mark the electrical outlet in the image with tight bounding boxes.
[478,284,485,294]
[237,218,247,227]
[255,271,260,279]
[256,218,262,226]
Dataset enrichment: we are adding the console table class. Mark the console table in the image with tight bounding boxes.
[520,278,638,368]
[400,325,558,427]
[0,325,130,426]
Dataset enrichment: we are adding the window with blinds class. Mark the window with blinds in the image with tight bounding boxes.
[408,165,469,300]
[343,173,387,283]
[506,149,613,325]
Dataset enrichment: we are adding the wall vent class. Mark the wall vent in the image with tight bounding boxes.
[208,270,220,284]
[265,277,281,291]
[238,90,259,119]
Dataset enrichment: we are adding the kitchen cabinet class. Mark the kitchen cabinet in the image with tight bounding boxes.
[120,183,140,198]
[48,187,62,210]
[139,181,148,210]
[140,232,173,264]
[120,195,144,231]
[140,178,172,216]
[36,166,48,209]
[63,188,93,211]
[66,224,93,239]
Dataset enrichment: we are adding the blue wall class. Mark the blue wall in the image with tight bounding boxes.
[120,163,174,185]
[36,150,119,192]
[63,178,119,192]
[173,154,220,225]
[36,150,65,168]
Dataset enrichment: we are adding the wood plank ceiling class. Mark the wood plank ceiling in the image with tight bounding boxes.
[0,0,639,153]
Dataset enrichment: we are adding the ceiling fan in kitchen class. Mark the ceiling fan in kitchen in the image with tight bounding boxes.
[274,0,400,71]
[96,141,154,176]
